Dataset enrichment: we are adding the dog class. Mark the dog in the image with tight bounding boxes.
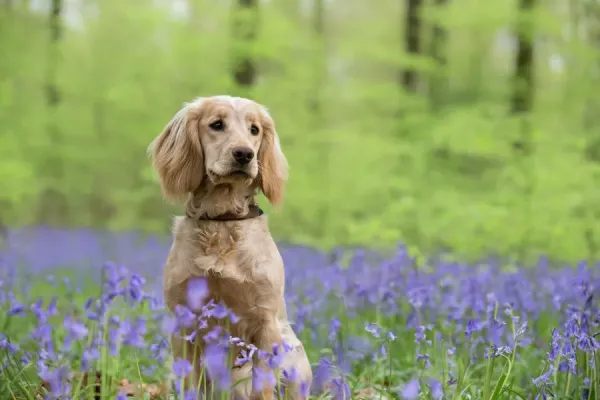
[149,95,312,399]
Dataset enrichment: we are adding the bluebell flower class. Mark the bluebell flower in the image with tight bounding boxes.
[174,304,196,329]
[565,317,579,337]
[8,303,25,316]
[64,316,88,341]
[173,358,193,378]
[186,277,209,311]
[400,378,420,399]
[465,319,483,338]
[38,363,70,399]
[0,334,19,353]
[533,367,554,386]
[212,302,229,319]
[203,326,222,343]
[429,378,444,400]
[203,343,231,389]
[330,376,351,400]
[365,322,381,338]
[252,366,276,393]
[578,333,598,352]
[312,358,334,394]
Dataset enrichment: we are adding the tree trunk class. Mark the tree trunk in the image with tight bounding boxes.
[310,0,330,238]
[582,0,600,261]
[511,0,537,261]
[510,0,535,153]
[47,0,61,106]
[309,0,325,116]
[511,0,535,118]
[402,0,423,94]
[232,0,258,89]
[428,0,448,111]
[37,0,67,226]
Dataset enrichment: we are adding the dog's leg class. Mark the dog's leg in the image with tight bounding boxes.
[250,320,282,400]
[279,324,312,400]
[231,362,253,400]
[279,343,312,400]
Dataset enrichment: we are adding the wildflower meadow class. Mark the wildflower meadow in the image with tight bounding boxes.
[0,227,598,399]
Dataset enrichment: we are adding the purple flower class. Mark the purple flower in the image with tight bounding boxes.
[173,358,193,378]
[577,334,598,352]
[81,347,100,371]
[401,378,420,399]
[141,365,157,376]
[565,317,579,337]
[183,389,198,400]
[174,305,197,329]
[186,277,209,311]
[228,310,240,324]
[330,376,351,400]
[329,318,341,341]
[203,343,230,389]
[30,298,45,320]
[283,366,299,383]
[235,345,257,367]
[129,273,145,291]
[252,366,276,392]
[312,358,334,393]
[64,316,88,341]
[183,330,197,342]
[465,319,482,338]
[229,336,243,345]
[266,344,284,369]
[38,363,70,399]
[533,367,553,386]
[46,296,58,316]
[416,352,431,367]
[121,317,147,348]
[8,303,25,316]
[212,302,229,319]
[365,322,381,338]
[300,381,310,398]
[429,378,443,399]
[203,326,222,343]
[415,325,432,345]
[31,323,52,344]
[161,315,177,335]
[0,334,19,353]
[84,298,93,310]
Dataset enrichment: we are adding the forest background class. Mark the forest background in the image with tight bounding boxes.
[1,0,599,263]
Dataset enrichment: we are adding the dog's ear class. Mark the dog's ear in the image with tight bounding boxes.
[148,102,204,203]
[258,108,289,206]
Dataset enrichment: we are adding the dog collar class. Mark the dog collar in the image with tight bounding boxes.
[186,204,264,221]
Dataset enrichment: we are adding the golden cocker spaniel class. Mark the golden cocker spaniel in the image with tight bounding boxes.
[149,95,312,399]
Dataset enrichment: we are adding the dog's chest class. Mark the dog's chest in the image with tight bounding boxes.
[191,224,278,284]
[190,224,284,316]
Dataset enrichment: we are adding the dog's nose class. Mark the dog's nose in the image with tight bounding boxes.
[232,146,254,165]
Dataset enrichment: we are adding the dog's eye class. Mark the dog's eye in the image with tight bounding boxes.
[250,125,259,136]
[209,120,225,131]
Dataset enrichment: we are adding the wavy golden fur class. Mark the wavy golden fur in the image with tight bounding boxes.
[149,95,312,399]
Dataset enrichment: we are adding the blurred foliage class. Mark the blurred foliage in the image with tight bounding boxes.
[1,0,600,263]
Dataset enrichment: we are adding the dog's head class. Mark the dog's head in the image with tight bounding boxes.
[149,95,288,205]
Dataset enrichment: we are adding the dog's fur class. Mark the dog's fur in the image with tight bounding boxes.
[149,95,312,399]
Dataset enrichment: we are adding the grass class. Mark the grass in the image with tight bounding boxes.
[0,230,599,399]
